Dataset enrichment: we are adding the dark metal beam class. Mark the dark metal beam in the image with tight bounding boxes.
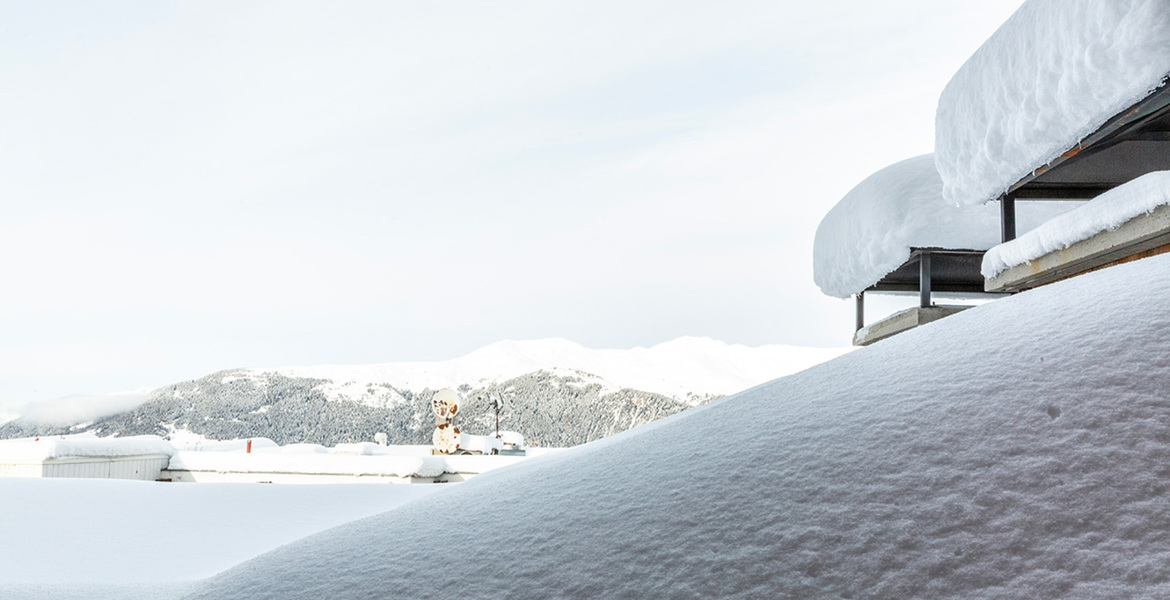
[866,247,988,294]
[1130,131,1170,142]
[919,251,932,308]
[1010,184,1113,199]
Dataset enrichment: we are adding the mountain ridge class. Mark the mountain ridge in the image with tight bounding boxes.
[0,337,850,447]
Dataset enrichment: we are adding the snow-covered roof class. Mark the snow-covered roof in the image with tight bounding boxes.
[0,434,175,461]
[936,0,1170,206]
[813,154,1069,298]
[184,250,1170,599]
[983,171,1170,278]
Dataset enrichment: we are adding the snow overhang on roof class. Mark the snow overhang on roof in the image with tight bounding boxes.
[935,0,1170,206]
[812,155,1006,299]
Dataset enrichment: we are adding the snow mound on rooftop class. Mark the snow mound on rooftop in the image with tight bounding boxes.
[0,434,174,461]
[267,336,847,402]
[983,171,1170,277]
[936,0,1170,206]
[814,155,995,297]
[812,154,1069,298]
[186,252,1170,599]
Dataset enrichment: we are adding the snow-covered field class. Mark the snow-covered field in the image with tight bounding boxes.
[163,250,1170,599]
[0,478,442,599]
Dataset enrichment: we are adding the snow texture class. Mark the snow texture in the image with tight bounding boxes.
[184,251,1170,599]
[936,0,1170,206]
[267,336,848,403]
[813,155,1070,297]
[0,434,175,461]
[983,171,1170,277]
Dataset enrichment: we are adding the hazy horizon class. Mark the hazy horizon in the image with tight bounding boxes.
[1,0,1025,408]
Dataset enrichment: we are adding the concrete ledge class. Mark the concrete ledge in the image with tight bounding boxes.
[986,203,1170,293]
[853,305,971,347]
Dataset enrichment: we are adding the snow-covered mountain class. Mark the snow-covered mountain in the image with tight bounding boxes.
[0,338,849,447]
[266,336,849,405]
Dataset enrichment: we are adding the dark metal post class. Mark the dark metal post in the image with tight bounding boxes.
[919,251,932,308]
[855,292,864,332]
[1001,194,1017,242]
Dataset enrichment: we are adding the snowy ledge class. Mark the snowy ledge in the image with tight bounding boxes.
[165,452,533,481]
[935,0,1170,206]
[983,171,1170,281]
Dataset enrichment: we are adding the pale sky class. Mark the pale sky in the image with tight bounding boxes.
[0,0,1025,410]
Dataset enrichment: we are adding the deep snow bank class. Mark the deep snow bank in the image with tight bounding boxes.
[936,0,1170,206]
[186,253,1170,599]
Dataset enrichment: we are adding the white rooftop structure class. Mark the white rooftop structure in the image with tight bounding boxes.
[0,435,175,481]
[935,0,1170,206]
[813,154,1068,299]
[814,155,995,299]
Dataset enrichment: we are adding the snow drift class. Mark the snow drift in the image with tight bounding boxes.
[186,252,1170,599]
[983,171,1170,277]
[935,0,1170,206]
[813,154,1068,298]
